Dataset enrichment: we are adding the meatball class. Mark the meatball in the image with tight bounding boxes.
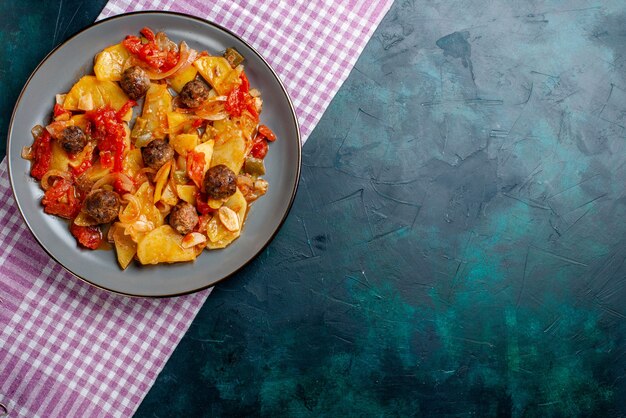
[179,80,210,108]
[84,190,120,224]
[203,164,237,200]
[142,139,174,170]
[120,66,150,100]
[58,126,87,154]
[169,202,199,235]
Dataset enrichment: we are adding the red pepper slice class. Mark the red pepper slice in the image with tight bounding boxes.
[195,192,213,215]
[42,179,81,219]
[251,140,268,159]
[116,100,137,119]
[53,103,72,120]
[192,118,205,129]
[140,27,156,42]
[225,73,259,119]
[225,87,245,117]
[122,28,180,72]
[30,130,52,180]
[187,151,205,188]
[70,223,103,250]
[240,72,250,93]
[258,125,276,142]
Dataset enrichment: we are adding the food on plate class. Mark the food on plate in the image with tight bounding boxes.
[23,27,277,268]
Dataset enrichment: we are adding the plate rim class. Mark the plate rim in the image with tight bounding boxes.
[7,10,302,298]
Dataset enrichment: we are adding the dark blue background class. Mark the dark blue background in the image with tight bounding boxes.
[3,1,626,416]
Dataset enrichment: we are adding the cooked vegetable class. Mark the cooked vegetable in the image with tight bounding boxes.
[137,225,197,264]
[169,133,198,157]
[193,56,240,95]
[224,47,244,68]
[244,156,265,176]
[169,66,198,93]
[94,43,131,81]
[131,83,172,143]
[63,76,130,112]
[111,223,137,269]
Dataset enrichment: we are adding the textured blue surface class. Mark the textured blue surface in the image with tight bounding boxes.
[3,0,626,416]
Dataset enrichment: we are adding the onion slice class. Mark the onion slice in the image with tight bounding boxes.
[91,172,134,193]
[40,169,71,191]
[22,146,33,160]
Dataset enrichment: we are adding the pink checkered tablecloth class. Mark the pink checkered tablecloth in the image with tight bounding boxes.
[0,1,393,417]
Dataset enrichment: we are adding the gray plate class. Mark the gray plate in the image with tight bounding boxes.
[7,12,301,297]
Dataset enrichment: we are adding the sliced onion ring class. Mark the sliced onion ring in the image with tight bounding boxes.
[119,193,142,224]
[40,169,71,191]
[91,173,134,194]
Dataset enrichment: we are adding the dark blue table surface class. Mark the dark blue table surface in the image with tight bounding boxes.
[3,1,626,416]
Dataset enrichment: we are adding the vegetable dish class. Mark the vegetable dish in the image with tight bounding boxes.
[23,27,276,268]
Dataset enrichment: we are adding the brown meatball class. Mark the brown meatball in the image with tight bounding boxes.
[120,66,150,100]
[203,164,237,200]
[142,139,174,170]
[83,190,120,224]
[58,126,87,154]
[179,80,210,108]
[169,202,199,235]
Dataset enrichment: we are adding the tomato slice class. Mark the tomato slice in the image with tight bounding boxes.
[251,140,268,159]
[42,179,81,219]
[140,27,156,41]
[240,72,250,93]
[195,192,213,215]
[70,223,103,250]
[122,28,179,72]
[30,130,52,180]
[187,151,205,188]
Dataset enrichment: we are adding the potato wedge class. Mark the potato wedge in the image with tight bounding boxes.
[63,76,130,112]
[193,56,240,95]
[176,184,197,205]
[194,140,214,177]
[131,83,172,143]
[112,224,137,270]
[94,44,131,81]
[160,183,179,206]
[170,133,199,157]
[167,111,196,136]
[122,149,144,180]
[169,66,198,93]
[137,225,197,264]
[211,120,246,174]
[49,140,71,171]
